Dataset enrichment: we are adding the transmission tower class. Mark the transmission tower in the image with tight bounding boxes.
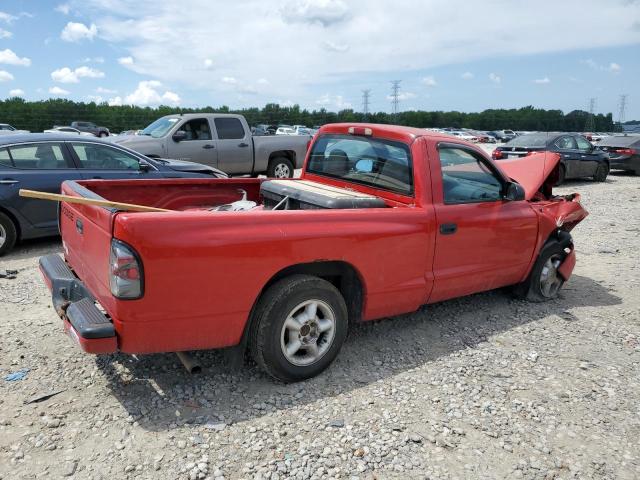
[617,94,628,131]
[584,97,596,132]
[362,89,371,121]
[390,80,401,118]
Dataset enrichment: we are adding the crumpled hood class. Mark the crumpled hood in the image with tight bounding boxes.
[497,151,560,200]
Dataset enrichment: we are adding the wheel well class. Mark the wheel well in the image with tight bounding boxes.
[0,206,21,240]
[269,150,295,165]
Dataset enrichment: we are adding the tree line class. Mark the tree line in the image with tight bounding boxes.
[0,97,617,133]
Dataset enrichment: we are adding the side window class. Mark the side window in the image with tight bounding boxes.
[438,146,503,204]
[0,148,11,167]
[214,118,245,139]
[180,119,211,141]
[555,136,577,150]
[575,136,592,151]
[8,143,69,169]
[71,143,141,170]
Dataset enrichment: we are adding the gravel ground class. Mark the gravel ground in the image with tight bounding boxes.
[1,160,639,479]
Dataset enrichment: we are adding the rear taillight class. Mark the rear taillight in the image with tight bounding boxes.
[614,148,636,155]
[109,239,143,299]
[492,149,503,159]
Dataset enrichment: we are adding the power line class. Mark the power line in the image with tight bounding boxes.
[361,89,371,121]
[390,80,401,118]
[584,97,596,132]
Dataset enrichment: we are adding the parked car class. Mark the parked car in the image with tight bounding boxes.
[251,124,272,136]
[276,127,296,135]
[0,123,30,135]
[38,123,587,382]
[70,121,110,137]
[489,130,517,142]
[0,134,227,255]
[492,132,609,184]
[449,131,478,142]
[112,114,311,178]
[44,127,94,136]
[597,135,640,175]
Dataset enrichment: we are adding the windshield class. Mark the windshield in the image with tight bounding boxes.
[505,134,550,147]
[307,134,413,195]
[141,117,180,138]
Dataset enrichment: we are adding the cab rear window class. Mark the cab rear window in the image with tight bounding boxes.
[307,134,413,195]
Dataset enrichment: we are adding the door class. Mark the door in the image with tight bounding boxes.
[574,135,600,176]
[166,117,218,166]
[213,117,254,175]
[428,143,538,303]
[0,142,82,232]
[554,136,580,178]
[68,142,166,180]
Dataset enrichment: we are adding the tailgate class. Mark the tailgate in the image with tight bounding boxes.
[59,181,116,299]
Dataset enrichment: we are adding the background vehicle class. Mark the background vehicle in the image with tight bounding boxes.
[492,132,609,184]
[113,114,310,178]
[44,127,94,136]
[276,127,296,135]
[251,124,272,136]
[597,135,640,174]
[449,131,478,142]
[70,121,110,137]
[0,123,30,135]
[39,123,587,382]
[489,130,517,142]
[0,134,227,255]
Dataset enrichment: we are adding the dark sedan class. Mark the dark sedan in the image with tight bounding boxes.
[597,135,640,175]
[0,134,227,255]
[491,132,609,185]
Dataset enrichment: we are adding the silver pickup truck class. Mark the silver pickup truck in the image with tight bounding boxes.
[112,113,310,178]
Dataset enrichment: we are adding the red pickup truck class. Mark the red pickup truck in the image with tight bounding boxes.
[40,124,588,382]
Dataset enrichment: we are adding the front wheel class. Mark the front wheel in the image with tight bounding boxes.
[98,132,108,138]
[513,241,567,302]
[593,163,609,182]
[249,275,348,382]
[267,157,294,178]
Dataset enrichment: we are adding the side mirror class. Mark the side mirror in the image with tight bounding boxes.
[139,162,151,172]
[504,181,525,201]
[172,130,187,142]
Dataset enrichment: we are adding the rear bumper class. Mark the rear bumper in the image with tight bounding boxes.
[39,254,117,354]
[609,157,639,172]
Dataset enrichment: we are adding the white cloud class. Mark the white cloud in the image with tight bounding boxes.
[51,66,105,83]
[203,58,213,69]
[49,86,70,96]
[55,4,71,15]
[86,94,103,103]
[9,88,24,96]
[61,22,97,42]
[323,40,349,52]
[489,72,501,84]
[581,59,623,73]
[533,77,550,84]
[0,49,31,67]
[281,0,350,26]
[461,71,474,80]
[118,56,134,66]
[257,78,269,85]
[108,96,122,106]
[96,86,117,94]
[0,70,14,82]
[123,80,181,106]
[221,76,237,85]
[608,62,621,73]
[316,93,351,109]
[83,56,105,63]
[0,28,11,39]
[386,92,416,101]
[422,75,437,87]
[0,12,16,23]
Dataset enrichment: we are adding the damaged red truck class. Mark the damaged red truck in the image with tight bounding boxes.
[39,124,588,382]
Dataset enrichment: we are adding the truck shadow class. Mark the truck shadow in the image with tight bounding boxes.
[94,274,621,432]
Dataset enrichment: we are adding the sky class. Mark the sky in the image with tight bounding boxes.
[0,0,639,119]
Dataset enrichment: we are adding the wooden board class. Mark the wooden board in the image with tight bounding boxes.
[18,189,171,213]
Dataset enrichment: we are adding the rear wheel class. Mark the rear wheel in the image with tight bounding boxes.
[555,164,566,186]
[513,241,567,302]
[0,211,18,256]
[267,157,294,178]
[98,131,108,138]
[593,163,609,182]
[249,275,348,382]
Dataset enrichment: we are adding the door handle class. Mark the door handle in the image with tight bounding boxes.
[202,144,215,149]
[238,142,249,147]
[76,219,83,234]
[92,176,103,179]
[439,223,457,235]
[0,179,19,184]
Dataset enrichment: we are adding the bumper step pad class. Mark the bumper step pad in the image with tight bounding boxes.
[66,298,115,339]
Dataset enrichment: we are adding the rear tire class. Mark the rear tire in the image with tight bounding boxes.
[593,163,609,182]
[0,211,18,256]
[267,157,294,178]
[513,241,567,302]
[555,164,566,186]
[249,275,348,382]
[98,132,108,138]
